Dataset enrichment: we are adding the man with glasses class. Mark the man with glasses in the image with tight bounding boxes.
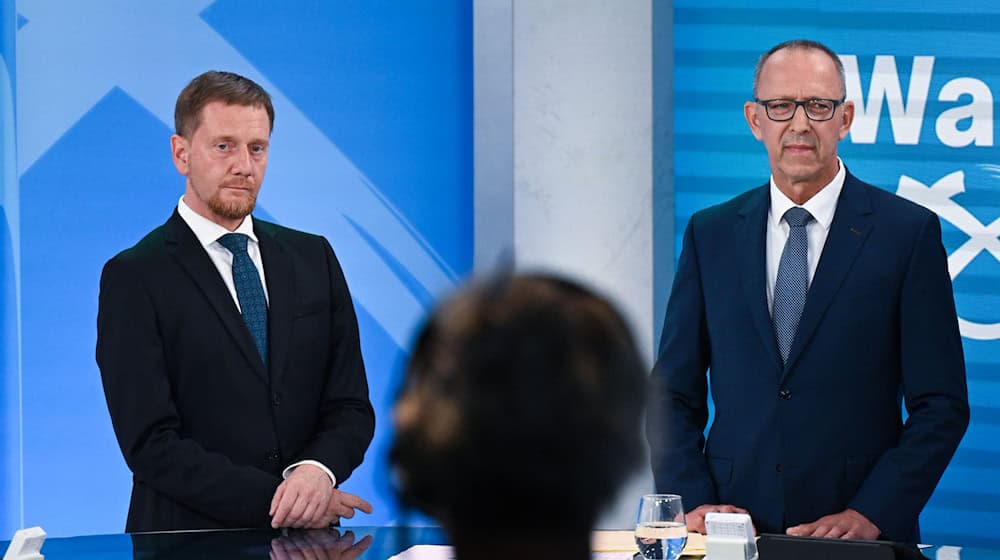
[648,40,969,543]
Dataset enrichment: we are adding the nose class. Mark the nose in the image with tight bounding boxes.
[788,103,811,131]
[231,146,253,176]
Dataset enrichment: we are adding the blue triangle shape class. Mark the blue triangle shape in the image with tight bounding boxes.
[17,14,28,30]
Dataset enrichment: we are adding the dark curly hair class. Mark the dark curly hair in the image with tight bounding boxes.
[391,273,647,537]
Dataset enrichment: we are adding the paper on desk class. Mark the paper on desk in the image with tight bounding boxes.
[388,544,455,560]
[591,530,707,557]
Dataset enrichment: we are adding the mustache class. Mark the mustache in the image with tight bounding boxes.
[221,178,255,189]
[782,136,816,149]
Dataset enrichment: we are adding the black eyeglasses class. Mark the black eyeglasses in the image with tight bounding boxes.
[754,98,845,122]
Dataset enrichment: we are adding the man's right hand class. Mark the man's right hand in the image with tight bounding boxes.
[685,504,750,534]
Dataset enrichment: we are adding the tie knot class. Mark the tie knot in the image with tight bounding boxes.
[783,207,813,228]
[217,233,250,255]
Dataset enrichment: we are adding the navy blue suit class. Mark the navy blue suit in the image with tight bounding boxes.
[647,171,969,543]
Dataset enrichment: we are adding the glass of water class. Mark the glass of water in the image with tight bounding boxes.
[635,494,687,560]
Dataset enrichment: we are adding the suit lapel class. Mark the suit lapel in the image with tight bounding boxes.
[256,221,294,389]
[738,186,783,370]
[164,211,269,384]
[781,173,873,382]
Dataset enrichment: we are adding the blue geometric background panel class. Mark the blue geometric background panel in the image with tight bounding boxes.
[5,0,471,536]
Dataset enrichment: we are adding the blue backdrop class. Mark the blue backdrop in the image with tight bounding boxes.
[2,1,471,537]
[672,0,1000,548]
[0,0,18,540]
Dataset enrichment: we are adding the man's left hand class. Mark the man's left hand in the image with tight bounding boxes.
[786,508,880,540]
[270,464,334,529]
[321,488,374,526]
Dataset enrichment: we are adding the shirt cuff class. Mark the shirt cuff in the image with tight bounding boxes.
[282,460,337,487]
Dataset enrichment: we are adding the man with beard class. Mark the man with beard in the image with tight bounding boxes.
[647,40,969,543]
[97,71,375,532]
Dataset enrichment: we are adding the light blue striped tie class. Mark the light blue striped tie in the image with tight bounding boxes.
[773,207,813,365]
[218,233,268,366]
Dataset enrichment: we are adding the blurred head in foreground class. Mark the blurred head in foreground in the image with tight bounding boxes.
[391,274,646,554]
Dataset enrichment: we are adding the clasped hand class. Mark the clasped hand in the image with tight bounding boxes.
[269,465,374,529]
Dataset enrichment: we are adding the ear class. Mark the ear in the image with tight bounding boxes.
[170,134,190,176]
[838,100,855,140]
[744,101,763,141]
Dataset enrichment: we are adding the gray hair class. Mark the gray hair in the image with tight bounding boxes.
[752,39,846,99]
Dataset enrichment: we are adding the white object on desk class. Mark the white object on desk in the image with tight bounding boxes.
[705,512,756,560]
[935,545,962,560]
[2,526,46,560]
[388,544,455,560]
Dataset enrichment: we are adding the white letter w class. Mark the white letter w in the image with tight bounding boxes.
[842,55,934,145]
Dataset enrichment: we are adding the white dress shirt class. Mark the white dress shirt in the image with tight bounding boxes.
[176,196,337,487]
[176,196,269,310]
[765,159,845,314]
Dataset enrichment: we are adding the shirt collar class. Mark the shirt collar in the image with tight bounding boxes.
[768,157,845,231]
[177,195,259,249]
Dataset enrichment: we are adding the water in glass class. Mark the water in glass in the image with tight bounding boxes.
[635,494,687,560]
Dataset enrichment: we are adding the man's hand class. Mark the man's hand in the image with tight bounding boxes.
[786,508,880,540]
[270,464,334,529]
[685,504,750,534]
[321,489,374,526]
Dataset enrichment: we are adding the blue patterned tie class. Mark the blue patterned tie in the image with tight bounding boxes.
[217,233,268,366]
[773,207,813,364]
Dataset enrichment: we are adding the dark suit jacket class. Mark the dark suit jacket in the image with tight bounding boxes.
[97,210,375,533]
[647,171,969,542]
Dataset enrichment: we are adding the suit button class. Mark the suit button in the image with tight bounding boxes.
[272,393,281,407]
[775,463,782,473]
[778,389,791,400]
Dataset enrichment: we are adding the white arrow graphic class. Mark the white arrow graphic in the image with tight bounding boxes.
[897,170,1000,340]
[16,1,458,347]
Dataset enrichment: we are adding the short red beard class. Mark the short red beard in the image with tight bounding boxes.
[207,188,257,221]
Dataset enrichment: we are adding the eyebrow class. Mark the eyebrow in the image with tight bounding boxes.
[210,135,269,145]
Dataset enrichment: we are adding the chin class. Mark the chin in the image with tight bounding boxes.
[781,165,822,181]
[209,198,256,221]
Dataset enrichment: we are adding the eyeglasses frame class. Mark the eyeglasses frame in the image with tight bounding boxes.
[753,97,846,122]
